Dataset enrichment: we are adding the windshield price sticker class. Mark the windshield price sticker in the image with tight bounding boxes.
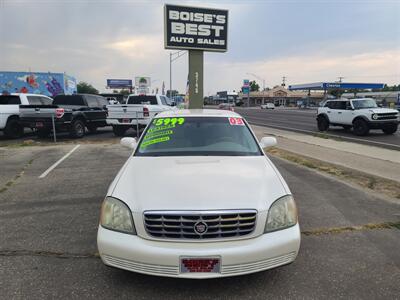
[140,118,185,149]
[141,136,170,148]
[153,117,185,126]
[229,117,244,126]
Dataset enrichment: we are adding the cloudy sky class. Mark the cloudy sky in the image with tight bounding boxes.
[1,0,399,95]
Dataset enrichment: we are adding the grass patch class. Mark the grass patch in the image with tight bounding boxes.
[302,221,400,236]
[0,158,35,193]
[266,147,400,201]
[312,132,343,141]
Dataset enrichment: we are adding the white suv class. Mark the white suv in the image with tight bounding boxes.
[317,98,399,136]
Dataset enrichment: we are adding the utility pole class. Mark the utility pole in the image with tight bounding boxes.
[247,72,266,104]
[338,76,345,83]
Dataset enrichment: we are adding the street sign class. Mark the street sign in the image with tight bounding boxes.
[242,86,249,94]
[135,77,151,88]
[106,79,132,89]
[243,79,250,87]
[164,4,228,52]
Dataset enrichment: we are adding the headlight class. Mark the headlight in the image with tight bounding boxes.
[100,197,136,234]
[265,195,297,233]
[372,113,378,120]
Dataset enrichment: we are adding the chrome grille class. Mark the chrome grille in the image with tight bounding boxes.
[143,210,257,239]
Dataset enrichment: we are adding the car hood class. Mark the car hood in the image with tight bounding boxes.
[361,108,398,114]
[111,156,288,212]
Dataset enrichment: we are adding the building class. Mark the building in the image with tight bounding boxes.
[341,91,400,107]
[208,91,239,105]
[0,71,77,97]
[238,86,324,107]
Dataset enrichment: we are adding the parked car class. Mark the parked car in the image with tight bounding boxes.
[317,98,399,136]
[107,94,175,136]
[19,94,109,138]
[0,93,53,138]
[97,109,300,278]
[261,103,275,109]
[218,102,235,111]
[106,97,119,105]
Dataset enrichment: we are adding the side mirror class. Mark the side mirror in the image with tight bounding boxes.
[259,137,277,149]
[120,137,137,150]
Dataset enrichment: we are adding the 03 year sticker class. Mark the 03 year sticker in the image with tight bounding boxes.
[229,117,244,126]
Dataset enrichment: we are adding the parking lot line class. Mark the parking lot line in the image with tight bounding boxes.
[39,145,80,179]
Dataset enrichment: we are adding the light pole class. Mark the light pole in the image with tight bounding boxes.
[169,50,186,99]
[247,72,266,105]
[151,79,159,94]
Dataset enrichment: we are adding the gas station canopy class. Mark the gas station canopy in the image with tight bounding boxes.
[288,82,384,91]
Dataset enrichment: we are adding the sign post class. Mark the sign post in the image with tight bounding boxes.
[164,4,228,109]
[188,50,204,108]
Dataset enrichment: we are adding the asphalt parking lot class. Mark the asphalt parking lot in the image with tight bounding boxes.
[1,139,399,299]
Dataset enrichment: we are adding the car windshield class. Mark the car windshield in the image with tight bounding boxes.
[53,95,84,105]
[127,95,157,105]
[352,99,378,109]
[135,116,262,157]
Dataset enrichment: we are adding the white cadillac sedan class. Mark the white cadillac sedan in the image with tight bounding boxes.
[97,109,300,278]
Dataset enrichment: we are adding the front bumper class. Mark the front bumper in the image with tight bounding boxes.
[19,118,70,130]
[97,224,301,278]
[367,120,399,129]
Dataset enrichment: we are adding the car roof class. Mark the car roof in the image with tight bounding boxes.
[156,109,242,118]
[328,98,373,102]
[127,94,162,97]
[9,93,51,97]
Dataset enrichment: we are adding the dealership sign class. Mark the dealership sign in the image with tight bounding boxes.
[164,4,228,52]
[106,79,132,89]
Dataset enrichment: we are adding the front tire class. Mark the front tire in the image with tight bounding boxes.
[4,119,24,139]
[382,123,398,135]
[317,115,329,131]
[112,125,128,137]
[70,120,85,138]
[353,119,370,136]
[87,124,98,134]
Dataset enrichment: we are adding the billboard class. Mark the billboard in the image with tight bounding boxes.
[106,79,133,88]
[0,71,77,97]
[164,4,228,52]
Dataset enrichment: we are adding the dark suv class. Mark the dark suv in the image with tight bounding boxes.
[20,94,109,138]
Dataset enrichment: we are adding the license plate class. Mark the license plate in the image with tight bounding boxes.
[36,122,44,128]
[180,257,221,273]
[122,118,130,123]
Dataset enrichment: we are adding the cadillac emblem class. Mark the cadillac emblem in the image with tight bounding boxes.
[194,221,208,235]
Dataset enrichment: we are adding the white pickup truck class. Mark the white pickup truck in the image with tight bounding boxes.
[0,93,53,138]
[107,94,176,136]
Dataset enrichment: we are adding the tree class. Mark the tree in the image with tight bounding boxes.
[250,80,260,92]
[77,81,99,94]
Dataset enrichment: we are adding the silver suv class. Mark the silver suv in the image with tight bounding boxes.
[317,98,399,136]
